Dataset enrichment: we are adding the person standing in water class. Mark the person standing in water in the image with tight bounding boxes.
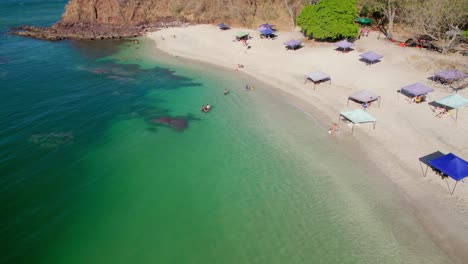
[224,89,229,95]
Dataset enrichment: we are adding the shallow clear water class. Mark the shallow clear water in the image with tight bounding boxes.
[0,1,454,263]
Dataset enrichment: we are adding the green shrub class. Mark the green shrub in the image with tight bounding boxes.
[359,6,369,17]
[462,30,468,40]
[296,0,359,40]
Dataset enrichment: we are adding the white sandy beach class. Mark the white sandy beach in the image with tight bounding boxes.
[148,25,468,263]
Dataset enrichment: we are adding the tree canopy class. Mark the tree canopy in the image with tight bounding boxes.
[296,0,359,40]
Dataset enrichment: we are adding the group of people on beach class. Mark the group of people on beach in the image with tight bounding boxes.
[358,28,370,39]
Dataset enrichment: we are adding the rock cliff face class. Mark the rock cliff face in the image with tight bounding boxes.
[10,0,307,40]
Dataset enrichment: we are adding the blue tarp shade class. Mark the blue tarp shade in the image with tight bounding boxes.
[401,83,434,96]
[434,94,468,120]
[217,23,230,29]
[359,51,383,64]
[284,39,301,49]
[259,28,274,35]
[339,109,376,134]
[334,40,354,51]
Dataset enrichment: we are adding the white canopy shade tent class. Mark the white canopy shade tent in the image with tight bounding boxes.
[338,109,376,134]
[434,94,468,121]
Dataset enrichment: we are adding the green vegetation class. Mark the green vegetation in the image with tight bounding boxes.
[296,0,359,40]
[359,5,369,17]
[462,30,468,40]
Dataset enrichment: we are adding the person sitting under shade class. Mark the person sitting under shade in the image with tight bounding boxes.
[435,106,448,118]
[361,101,372,110]
[414,95,423,103]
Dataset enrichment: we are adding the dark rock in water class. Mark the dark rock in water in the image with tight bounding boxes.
[151,116,188,131]
[9,24,145,41]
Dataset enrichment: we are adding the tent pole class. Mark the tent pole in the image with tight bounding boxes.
[419,162,429,177]
[373,121,376,130]
[378,97,381,108]
[456,109,458,121]
[445,178,451,194]
[347,99,349,106]
[352,124,355,134]
[451,181,459,195]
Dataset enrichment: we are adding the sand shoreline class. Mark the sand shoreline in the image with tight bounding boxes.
[146,25,468,263]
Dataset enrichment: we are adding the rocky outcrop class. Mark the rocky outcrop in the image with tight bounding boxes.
[10,0,306,40]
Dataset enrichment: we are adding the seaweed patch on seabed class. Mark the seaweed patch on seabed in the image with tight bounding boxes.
[30,132,74,148]
[149,114,201,132]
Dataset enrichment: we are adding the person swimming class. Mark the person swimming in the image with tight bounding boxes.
[201,104,211,113]
[224,89,229,95]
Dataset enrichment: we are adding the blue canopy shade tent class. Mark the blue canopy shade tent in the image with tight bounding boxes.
[359,51,383,65]
[338,109,376,134]
[334,40,355,52]
[259,23,274,29]
[434,94,468,121]
[284,39,302,50]
[259,28,274,36]
[217,23,230,30]
[347,90,381,108]
[400,83,434,101]
[433,70,467,84]
[429,153,468,194]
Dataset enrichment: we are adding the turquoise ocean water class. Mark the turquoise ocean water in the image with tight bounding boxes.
[0,1,455,263]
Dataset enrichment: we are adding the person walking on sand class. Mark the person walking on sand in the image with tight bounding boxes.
[328,123,338,135]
